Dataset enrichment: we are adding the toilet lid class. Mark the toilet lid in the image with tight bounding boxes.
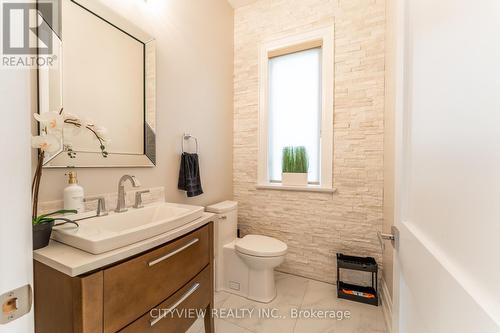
[235,235,287,257]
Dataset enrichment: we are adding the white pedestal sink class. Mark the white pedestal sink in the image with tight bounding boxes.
[52,202,204,254]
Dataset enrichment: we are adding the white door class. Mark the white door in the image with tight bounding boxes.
[0,69,35,331]
[390,0,500,332]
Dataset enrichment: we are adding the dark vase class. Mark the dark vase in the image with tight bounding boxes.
[33,221,54,250]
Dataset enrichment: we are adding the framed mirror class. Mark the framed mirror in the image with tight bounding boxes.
[38,0,156,168]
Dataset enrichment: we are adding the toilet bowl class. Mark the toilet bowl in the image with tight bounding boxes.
[206,201,288,303]
[235,235,287,302]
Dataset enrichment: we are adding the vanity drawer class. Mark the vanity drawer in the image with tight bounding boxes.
[103,225,210,333]
[119,265,211,333]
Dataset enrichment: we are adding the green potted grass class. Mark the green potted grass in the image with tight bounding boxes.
[282,146,309,186]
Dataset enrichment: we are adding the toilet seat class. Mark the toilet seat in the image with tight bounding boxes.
[235,235,287,257]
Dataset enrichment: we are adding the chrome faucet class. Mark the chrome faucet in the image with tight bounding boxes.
[115,175,141,213]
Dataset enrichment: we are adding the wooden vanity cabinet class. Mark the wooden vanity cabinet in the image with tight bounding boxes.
[34,223,214,333]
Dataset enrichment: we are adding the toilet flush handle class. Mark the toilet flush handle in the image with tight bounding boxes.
[220,215,227,220]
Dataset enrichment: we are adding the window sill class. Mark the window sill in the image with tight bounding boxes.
[256,183,337,193]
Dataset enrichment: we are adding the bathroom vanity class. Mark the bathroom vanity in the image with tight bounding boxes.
[33,214,215,333]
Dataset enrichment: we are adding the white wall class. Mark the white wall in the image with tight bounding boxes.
[0,70,35,331]
[37,0,234,207]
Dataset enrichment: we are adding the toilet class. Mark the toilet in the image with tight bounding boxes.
[206,201,287,303]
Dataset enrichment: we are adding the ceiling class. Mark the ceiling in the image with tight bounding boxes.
[227,0,258,9]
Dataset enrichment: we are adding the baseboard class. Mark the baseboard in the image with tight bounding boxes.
[380,277,393,333]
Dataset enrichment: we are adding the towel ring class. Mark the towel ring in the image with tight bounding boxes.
[182,133,199,154]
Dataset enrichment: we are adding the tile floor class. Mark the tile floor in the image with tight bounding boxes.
[187,272,387,333]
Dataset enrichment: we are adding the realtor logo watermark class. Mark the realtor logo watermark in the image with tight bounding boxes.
[1,1,57,68]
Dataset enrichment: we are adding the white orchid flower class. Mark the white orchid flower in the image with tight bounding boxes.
[63,113,86,136]
[92,125,108,142]
[33,112,64,133]
[63,113,80,122]
[79,117,91,131]
[31,134,61,153]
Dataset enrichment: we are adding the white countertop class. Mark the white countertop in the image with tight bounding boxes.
[34,212,215,277]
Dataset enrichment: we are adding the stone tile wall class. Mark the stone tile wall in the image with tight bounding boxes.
[234,0,385,284]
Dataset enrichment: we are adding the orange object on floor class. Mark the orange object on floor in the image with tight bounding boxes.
[341,289,376,299]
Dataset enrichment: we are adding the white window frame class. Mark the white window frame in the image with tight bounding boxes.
[257,26,335,192]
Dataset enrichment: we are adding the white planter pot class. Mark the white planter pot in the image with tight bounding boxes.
[282,173,308,186]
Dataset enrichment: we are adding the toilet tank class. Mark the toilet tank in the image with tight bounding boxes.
[206,201,238,292]
[206,201,238,248]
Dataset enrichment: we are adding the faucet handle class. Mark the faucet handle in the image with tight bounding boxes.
[133,190,150,209]
[131,175,141,187]
[84,196,108,216]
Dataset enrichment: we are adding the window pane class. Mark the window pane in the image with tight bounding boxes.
[268,48,321,183]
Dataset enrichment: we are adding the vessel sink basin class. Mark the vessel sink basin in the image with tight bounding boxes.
[52,202,204,254]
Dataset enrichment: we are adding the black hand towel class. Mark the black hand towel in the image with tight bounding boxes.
[178,153,204,197]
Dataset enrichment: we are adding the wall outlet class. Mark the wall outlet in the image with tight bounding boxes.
[229,281,241,291]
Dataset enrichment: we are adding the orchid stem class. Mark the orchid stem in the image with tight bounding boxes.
[32,150,44,220]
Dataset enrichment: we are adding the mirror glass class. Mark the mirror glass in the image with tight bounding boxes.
[38,0,156,167]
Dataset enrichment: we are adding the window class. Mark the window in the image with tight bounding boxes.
[258,27,334,191]
[268,48,321,183]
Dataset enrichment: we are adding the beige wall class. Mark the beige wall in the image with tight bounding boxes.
[383,0,396,299]
[234,0,386,283]
[36,0,234,207]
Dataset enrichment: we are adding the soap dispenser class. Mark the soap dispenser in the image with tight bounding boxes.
[64,171,85,213]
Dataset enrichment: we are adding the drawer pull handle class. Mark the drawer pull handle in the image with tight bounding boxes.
[148,238,199,267]
[150,282,200,327]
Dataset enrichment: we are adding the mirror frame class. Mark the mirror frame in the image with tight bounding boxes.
[37,0,156,168]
